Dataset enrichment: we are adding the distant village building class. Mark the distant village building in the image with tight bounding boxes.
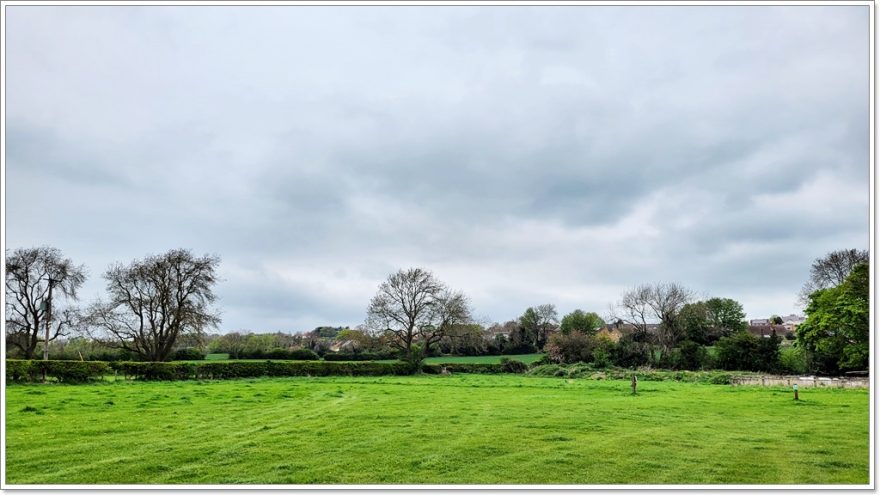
[747,324,788,339]
[749,315,805,336]
[780,314,806,333]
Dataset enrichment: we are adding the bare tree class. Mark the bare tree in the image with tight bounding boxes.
[799,249,869,304]
[647,283,693,359]
[610,282,693,363]
[365,268,472,365]
[5,246,86,359]
[88,249,221,362]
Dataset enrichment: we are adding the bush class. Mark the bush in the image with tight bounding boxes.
[716,331,781,372]
[171,348,206,361]
[6,360,110,383]
[6,360,38,382]
[421,363,518,374]
[323,351,396,361]
[611,335,650,368]
[670,340,711,371]
[237,348,322,360]
[110,362,195,380]
[779,346,808,374]
[289,348,321,360]
[499,358,529,373]
[545,331,596,364]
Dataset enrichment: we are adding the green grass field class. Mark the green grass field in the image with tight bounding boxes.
[5,375,868,485]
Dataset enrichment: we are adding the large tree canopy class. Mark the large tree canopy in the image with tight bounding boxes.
[519,304,559,349]
[5,246,86,358]
[796,262,869,372]
[559,309,605,336]
[365,267,472,364]
[799,248,869,304]
[89,249,221,362]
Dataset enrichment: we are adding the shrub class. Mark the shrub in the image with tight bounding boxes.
[323,351,395,361]
[672,340,710,371]
[499,358,529,373]
[422,363,506,374]
[42,360,111,382]
[237,348,321,360]
[779,346,808,374]
[6,360,38,382]
[110,362,196,380]
[289,348,320,360]
[545,331,596,364]
[611,334,650,368]
[171,348,206,361]
[6,360,109,383]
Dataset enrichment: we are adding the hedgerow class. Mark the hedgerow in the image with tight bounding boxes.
[109,360,419,380]
[6,360,110,383]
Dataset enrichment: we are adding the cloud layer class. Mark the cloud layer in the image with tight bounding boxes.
[5,6,870,331]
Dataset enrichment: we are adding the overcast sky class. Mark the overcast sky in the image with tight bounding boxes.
[5,5,870,333]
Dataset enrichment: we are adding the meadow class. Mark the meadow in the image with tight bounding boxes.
[5,374,868,485]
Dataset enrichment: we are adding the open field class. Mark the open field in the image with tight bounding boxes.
[5,374,868,485]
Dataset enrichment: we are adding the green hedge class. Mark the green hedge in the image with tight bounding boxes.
[6,360,111,383]
[8,359,530,383]
[110,360,419,380]
[323,351,398,361]
[422,363,512,374]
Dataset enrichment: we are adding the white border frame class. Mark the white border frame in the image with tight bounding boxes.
[0,0,874,491]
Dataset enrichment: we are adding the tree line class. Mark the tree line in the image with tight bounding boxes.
[5,246,869,375]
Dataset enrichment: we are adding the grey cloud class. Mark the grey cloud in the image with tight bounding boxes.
[5,5,869,330]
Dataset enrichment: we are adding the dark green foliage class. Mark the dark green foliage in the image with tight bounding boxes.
[611,334,650,368]
[797,263,869,373]
[236,348,321,360]
[755,331,782,373]
[499,358,529,373]
[421,363,510,374]
[715,331,780,372]
[502,342,538,355]
[323,350,397,361]
[110,362,196,380]
[671,340,711,371]
[107,360,417,380]
[6,360,38,382]
[715,332,759,371]
[6,360,110,383]
[171,348,206,361]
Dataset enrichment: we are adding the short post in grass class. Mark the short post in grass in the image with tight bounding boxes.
[793,383,799,401]
[631,374,637,395]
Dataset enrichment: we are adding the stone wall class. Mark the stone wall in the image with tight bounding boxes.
[730,375,869,388]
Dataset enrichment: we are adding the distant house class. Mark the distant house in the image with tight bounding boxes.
[750,318,770,326]
[747,324,788,339]
[780,314,806,333]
